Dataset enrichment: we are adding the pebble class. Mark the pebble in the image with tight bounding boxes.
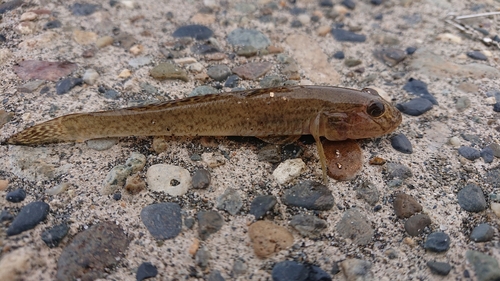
[494,102,500,112]
[20,11,37,21]
[104,89,120,99]
[396,98,433,116]
[458,184,487,212]
[191,43,219,54]
[436,33,462,43]
[386,162,413,180]
[290,20,303,28]
[248,220,294,258]
[488,143,500,158]
[7,201,49,236]
[0,209,13,222]
[41,224,69,248]
[227,28,271,49]
[405,214,431,236]
[44,20,62,29]
[17,80,44,93]
[232,259,247,276]
[466,250,500,281]
[56,222,130,280]
[150,63,188,81]
[341,259,373,280]
[458,146,481,161]
[146,164,191,196]
[487,168,500,187]
[216,188,243,215]
[272,158,305,184]
[290,214,327,237]
[470,223,495,242]
[189,85,218,96]
[393,193,422,218]
[257,145,281,163]
[492,202,500,218]
[207,270,225,281]
[331,28,366,42]
[101,152,146,194]
[128,56,152,68]
[427,261,451,276]
[455,96,471,111]
[195,246,210,270]
[259,75,283,87]
[344,58,362,67]
[202,152,226,167]
[391,133,413,154]
[424,232,451,252]
[115,33,136,49]
[13,60,78,81]
[373,47,407,67]
[271,261,308,281]
[6,188,26,202]
[403,78,438,105]
[282,180,335,210]
[86,137,118,150]
[71,3,99,16]
[336,208,374,245]
[173,24,213,40]
[129,44,144,55]
[141,203,182,240]
[118,69,131,78]
[125,174,146,194]
[333,51,345,59]
[236,45,258,57]
[249,195,277,220]
[467,51,487,61]
[317,25,332,37]
[81,68,99,85]
[0,179,9,190]
[113,193,121,200]
[73,29,98,45]
[191,169,211,189]
[96,36,113,48]
[0,0,22,14]
[136,262,158,281]
[341,0,356,9]
[232,62,272,80]
[197,211,224,240]
[207,65,232,81]
[480,147,494,163]
[406,47,417,54]
[356,181,379,206]
[56,77,83,95]
[323,140,363,181]
[224,75,240,88]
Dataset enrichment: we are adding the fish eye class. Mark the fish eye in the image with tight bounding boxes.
[367,101,385,117]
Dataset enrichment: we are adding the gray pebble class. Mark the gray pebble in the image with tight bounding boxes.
[341,259,373,280]
[192,169,211,189]
[195,246,210,270]
[207,65,232,81]
[189,86,218,97]
[140,203,182,240]
[404,214,431,236]
[455,96,471,111]
[466,250,500,281]
[289,214,327,237]
[71,3,99,16]
[236,45,258,57]
[458,146,481,160]
[336,208,374,245]
[140,82,157,94]
[197,210,224,240]
[104,89,120,100]
[403,78,438,104]
[427,261,451,276]
[396,98,433,116]
[128,56,152,68]
[331,29,366,42]
[467,51,487,61]
[373,47,407,67]
[224,75,240,88]
[184,217,195,229]
[457,184,487,212]
[391,133,413,154]
[386,163,413,180]
[6,188,26,203]
[259,75,283,88]
[173,24,213,40]
[216,188,243,215]
[481,147,494,163]
[424,232,451,252]
[232,258,247,276]
[227,28,271,49]
[470,223,495,242]
[257,144,281,163]
[356,181,379,206]
[56,78,83,95]
[136,262,158,281]
[207,270,225,281]
[487,143,500,158]
[41,224,70,248]
[282,180,335,210]
[249,195,277,219]
[7,201,50,236]
[86,138,119,151]
[486,167,500,186]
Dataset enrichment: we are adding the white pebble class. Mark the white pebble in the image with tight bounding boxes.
[202,152,226,168]
[485,96,497,105]
[298,14,310,25]
[20,12,38,21]
[82,69,99,85]
[272,158,306,184]
[188,62,204,73]
[146,164,191,196]
[492,202,500,218]
[448,136,461,147]
[46,182,70,195]
[436,33,462,44]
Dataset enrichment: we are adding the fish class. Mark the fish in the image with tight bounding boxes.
[5,86,402,182]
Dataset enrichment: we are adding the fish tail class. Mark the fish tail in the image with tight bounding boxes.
[5,117,70,145]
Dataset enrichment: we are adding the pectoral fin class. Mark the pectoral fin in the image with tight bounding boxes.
[256,135,301,145]
[311,114,328,184]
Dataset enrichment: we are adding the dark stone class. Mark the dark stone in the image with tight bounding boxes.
[140,203,182,240]
[282,180,335,210]
[396,98,433,116]
[481,147,495,163]
[373,47,407,67]
[494,102,500,112]
[341,0,355,9]
[257,145,281,163]
[56,222,130,281]
[356,181,379,206]
[424,232,451,252]
[466,250,500,281]
[371,0,383,5]
[249,195,277,219]
[404,214,431,236]
[41,224,69,248]
[0,0,23,14]
[195,246,210,269]
[393,193,422,219]
[207,270,225,281]
[136,262,158,281]
[331,262,340,275]
[224,75,240,88]
[427,261,451,276]
[6,188,26,203]
[113,193,121,200]
[457,184,487,212]
[308,265,332,281]
[403,78,438,105]
[104,89,120,100]
[333,51,345,59]
[7,201,50,236]
[191,43,219,54]
[458,146,481,161]
[386,163,413,180]
[467,51,487,61]
[291,20,303,28]
[184,217,195,229]
[331,29,366,42]
[391,133,413,154]
[336,208,374,245]
[282,143,303,160]
[289,214,328,237]
[319,0,334,7]
[470,223,495,242]
[0,210,14,222]
[173,24,213,40]
[289,7,306,15]
[216,188,243,215]
[192,169,211,189]
[44,20,62,29]
[197,210,224,240]
[71,3,100,16]
[56,78,83,95]
[272,260,309,281]
[0,34,6,42]
[406,47,417,55]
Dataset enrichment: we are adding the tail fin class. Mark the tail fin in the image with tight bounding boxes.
[5,118,69,145]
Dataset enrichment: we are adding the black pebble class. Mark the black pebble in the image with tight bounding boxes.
[0,0,23,14]
[173,24,213,40]
[374,14,383,20]
[271,261,309,281]
[374,205,382,212]
[136,262,158,281]
[192,169,211,189]
[424,232,451,252]
[406,47,417,55]
[41,224,69,248]
[0,210,14,222]
[457,184,487,212]
[44,20,62,29]
[466,51,487,61]
[427,261,451,276]
[396,98,433,116]
[249,195,277,219]
[480,147,494,163]
[140,203,182,240]
[282,143,303,160]
[341,0,356,9]
[493,102,500,112]
[40,86,50,94]
[403,78,438,105]
[291,20,303,28]
[333,51,345,59]
[0,34,6,42]
[6,188,26,203]
[371,0,383,5]
[331,29,366,42]
[224,75,240,88]
[71,3,99,16]
[7,201,50,236]
[56,78,83,95]
[319,0,334,7]
[458,146,480,161]
[308,265,332,281]
[289,7,306,15]
[113,193,122,200]
[391,133,413,154]
[282,180,335,210]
